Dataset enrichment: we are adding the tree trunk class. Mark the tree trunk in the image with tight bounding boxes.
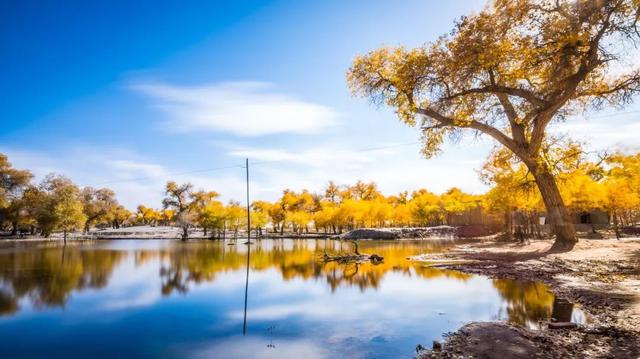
[612,211,621,240]
[63,230,67,244]
[504,210,512,238]
[349,240,360,255]
[531,167,577,251]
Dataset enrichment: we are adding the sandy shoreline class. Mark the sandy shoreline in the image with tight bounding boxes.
[413,237,640,358]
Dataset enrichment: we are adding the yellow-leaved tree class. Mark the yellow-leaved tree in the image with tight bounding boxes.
[604,153,640,236]
[348,0,640,250]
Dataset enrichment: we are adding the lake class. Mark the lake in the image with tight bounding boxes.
[0,239,581,358]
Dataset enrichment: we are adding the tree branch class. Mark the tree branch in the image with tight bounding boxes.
[441,85,546,107]
[416,107,531,162]
[575,73,640,98]
[530,5,616,154]
[489,68,528,146]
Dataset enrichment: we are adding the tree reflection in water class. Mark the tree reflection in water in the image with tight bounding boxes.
[155,239,473,295]
[551,298,574,322]
[0,243,126,315]
[0,239,571,327]
[492,279,554,327]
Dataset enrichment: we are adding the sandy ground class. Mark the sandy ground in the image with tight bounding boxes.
[414,236,640,358]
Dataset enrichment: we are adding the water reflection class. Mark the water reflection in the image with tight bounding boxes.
[0,239,583,358]
[493,279,553,327]
[156,239,474,295]
[551,298,578,322]
[0,244,125,315]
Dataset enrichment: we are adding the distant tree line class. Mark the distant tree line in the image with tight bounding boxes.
[1,150,639,241]
[0,154,130,242]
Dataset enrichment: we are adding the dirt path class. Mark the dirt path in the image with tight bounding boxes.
[414,237,640,358]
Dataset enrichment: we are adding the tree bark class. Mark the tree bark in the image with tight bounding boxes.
[530,167,577,251]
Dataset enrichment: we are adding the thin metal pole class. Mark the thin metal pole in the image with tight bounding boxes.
[242,158,251,335]
[246,158,251,244]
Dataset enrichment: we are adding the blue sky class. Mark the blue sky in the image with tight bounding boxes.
[2,0,639,209]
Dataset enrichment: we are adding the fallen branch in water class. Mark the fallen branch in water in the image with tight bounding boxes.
[322,240,384,263]
[322,253,384,264]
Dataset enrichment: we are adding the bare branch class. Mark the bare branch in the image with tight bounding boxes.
[441,85,546,107]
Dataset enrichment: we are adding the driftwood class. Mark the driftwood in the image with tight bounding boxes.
[322,240,384,264]
[322,253,384,264]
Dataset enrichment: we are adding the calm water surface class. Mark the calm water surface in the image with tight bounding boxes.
[0,239,577,358]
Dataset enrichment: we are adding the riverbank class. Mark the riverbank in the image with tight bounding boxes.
[413,236,640,358]
[0,226,338,242]
[2,225,486,242]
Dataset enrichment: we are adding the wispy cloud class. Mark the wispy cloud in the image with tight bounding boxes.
[132,81,339,136]
[0,147,171,208]
[106,160,168,179]
[225,144,397,168]
[222,141,490,198]
[552,112,640,151]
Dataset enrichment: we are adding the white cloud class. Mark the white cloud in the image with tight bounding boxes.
[0,146,171,209]
[225,140,491,200]
[107,160,168,179]
[226,143,396,168]
[132,81,339,136]
[552,116,640,151]
[100,258,163,310]
[1,144,258,209]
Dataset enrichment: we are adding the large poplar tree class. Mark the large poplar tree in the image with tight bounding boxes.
[348,0,640,250]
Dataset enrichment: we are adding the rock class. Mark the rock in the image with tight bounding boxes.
[418,323,539,359]
[340,226,457,240]
[341,228,398,240]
